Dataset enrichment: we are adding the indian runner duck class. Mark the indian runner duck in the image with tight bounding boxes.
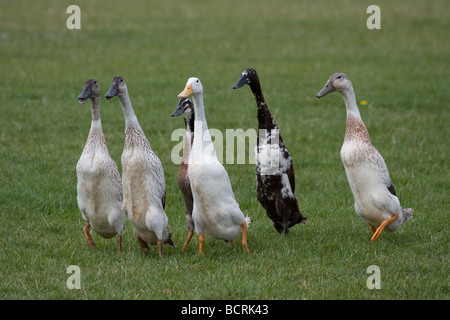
[170,98,195,251]
[76,79,124,251]
[232,68,307,234]
[316,73,412,241]
[105,76,174,257]
[178,77,251,255]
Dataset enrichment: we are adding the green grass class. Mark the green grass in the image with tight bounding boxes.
[0,0,448,300]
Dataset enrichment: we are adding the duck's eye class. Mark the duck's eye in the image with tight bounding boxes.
[337,76,342,79]
[196,80,199,83]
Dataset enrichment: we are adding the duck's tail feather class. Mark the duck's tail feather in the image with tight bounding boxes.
[402,207,413,220]
[244,216,252,227]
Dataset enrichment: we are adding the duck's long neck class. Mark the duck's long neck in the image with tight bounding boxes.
[182,114,194,163]
[117,91,151,150]
[85,96,107,152]
[250,82,277,131]
[342,87,361,119]
[191,92,216,162]
[342,87,371,143]
[192,92,209,137]
[185,113,195,136]
[118,91,140,129]
[89,96,102,133]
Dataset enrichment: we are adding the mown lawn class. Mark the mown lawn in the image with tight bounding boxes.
[0,0,448,300]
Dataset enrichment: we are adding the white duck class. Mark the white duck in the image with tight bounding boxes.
[105,76,174,257]
[170,98,195,250]
[76,79,124,251]
[178,77,251,255]
[316,73,412,241]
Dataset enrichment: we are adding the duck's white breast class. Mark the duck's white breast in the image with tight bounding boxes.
[77,147,122,237]
[341,141,401,226]
[188,162,245,240]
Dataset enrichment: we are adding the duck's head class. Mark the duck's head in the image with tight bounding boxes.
[171,98,194,118]
[316,73,352,98]
[178,77,203,98]
[232,68,259,89]
[105,76,127,100]
[171,98,194,129]
[78,79,100,104]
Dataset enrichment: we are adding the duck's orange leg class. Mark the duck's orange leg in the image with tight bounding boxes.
[241,221,249,253]
[371,214,399,241]
[183,230,194,251]
[198,234,205,256]
[83,222,96,248]
[136,235,149,255]
[369,225,376,235]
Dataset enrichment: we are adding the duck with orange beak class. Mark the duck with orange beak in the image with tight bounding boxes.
[177,77,251,255]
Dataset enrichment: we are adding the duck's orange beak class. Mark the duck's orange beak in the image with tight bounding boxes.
[178,84,193,98]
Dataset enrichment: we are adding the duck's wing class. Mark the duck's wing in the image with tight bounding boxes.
[371,145,397,197]
[280,140,295,194]
[108,158,123,200]
[286,156,295,194]
[162,190,166,209]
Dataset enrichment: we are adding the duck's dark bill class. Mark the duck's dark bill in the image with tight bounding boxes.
[232,75,248,89]
[105,85,119,100]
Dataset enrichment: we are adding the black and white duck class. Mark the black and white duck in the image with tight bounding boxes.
[233,68,307,234]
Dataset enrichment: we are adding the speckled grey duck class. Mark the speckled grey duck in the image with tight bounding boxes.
[170,98,195,250]
[105,76,174,257]
[316,73,412,240]
[76,79,124,251]
[233,68,307,234]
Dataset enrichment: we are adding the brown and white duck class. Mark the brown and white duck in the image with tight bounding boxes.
[76,79,124,251]
[316,73,412,240]
[233,68,307,234]
[105,76,174,257]
[170,98,195,251]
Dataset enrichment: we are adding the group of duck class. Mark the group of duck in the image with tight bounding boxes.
[76,69,412,257]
